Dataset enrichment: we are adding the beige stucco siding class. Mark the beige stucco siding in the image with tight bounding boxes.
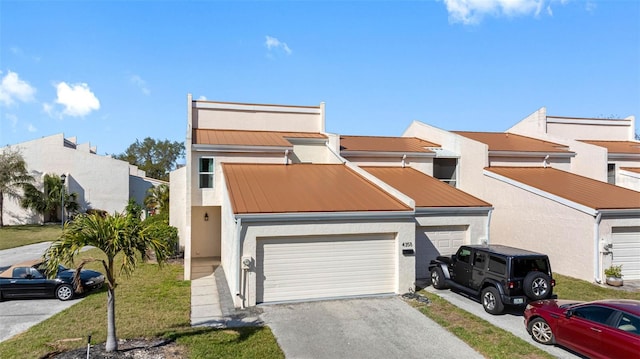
[169,167,187,250]
[193,105,323,133]
[485,174,595,281]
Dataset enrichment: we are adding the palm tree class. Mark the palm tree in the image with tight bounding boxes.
[21,173,79,223]
[144,184,169,215]
[44,206,173,352]
[0,147,34,227]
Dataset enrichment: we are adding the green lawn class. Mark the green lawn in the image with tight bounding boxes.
[0,248,283,358]
[413,273,640,359]
[0,224,62,250]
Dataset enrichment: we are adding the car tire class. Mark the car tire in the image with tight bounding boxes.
[430,267,447,289]
[55,284,74,301]
[482,287,504,314]
[523,272,551,300]
[528,317,555,345]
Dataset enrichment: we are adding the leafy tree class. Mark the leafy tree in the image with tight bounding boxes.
[115,138,184,181]
[0,147,34,227]
[21,173,79,223]
[144,184,169,215]
[44,204,175,352]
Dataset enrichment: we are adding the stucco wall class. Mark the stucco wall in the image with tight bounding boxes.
[4,134,134,225]
[344,156,433,175]
[489,156,571,171]
[235,217,415,307]
[220,185,239,292]
[190,206,221,257]
[485,174,595,281]
[618,170,640,191]
[169,167,187,249]
[547,117,635,141]
[193,103,323,133]
[415,212,489,244]
[290,142,343,164]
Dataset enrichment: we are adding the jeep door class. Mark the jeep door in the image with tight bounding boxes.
[453,247,473,286]
[470,251,488,290]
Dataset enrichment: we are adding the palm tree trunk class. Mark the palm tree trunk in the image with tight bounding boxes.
[105,287,118,352]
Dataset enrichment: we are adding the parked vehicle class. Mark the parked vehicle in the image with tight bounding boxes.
[429,245,555,314]
[524,299,640,359]
[0,259,104,301]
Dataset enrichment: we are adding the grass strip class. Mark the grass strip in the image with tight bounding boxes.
[0,225,62,250]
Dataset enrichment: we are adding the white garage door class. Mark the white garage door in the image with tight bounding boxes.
[415,226,468,279]
[256,234,396,303]
[612,227,640,280]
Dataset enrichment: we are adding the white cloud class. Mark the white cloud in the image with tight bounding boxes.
[27,124,37,132]
[197,95,207,101]
[130,74,150,95]
[54,82,100,117]
[0,70,36,106]
[265,35,292,55]
[442,0,559,25]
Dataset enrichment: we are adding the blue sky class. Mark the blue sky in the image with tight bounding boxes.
[1,0,639,156]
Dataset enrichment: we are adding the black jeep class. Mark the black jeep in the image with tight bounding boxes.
[429,245,555,314]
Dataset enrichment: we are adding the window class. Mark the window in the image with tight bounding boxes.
[617,313,640,335]
[457,248,472,264]
[488,256,506,275]
[434,158,458,187]
[512,258,550,277]
[474,252,487,267]
[572,306,615,325]
[607,163,616,184]
[199,157,214,189]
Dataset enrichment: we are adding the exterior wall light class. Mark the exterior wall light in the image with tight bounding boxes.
[204,212,209,221]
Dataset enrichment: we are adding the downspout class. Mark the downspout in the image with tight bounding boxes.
[401,154,406,168]
[594,211,603,284]
[235,217,244,308]
[485,208,493,245]
[284,149,289,165]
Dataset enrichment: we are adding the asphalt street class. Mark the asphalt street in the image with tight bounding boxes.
[261,296,484,359]
[424,286,585,359]
[0,241,83,343]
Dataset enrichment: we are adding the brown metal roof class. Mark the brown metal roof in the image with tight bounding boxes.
[193,129,326,147]
[621,167,640,174]
[485,167,640,210]
[363,167,491,208]
[580,141,640,154]
[454,132,571,153]
[340,135,439,153]
[222,163,412,214]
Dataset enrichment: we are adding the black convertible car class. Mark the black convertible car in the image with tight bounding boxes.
[0,259,104,301]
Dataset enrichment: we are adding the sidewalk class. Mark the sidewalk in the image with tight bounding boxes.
[190,257,262,328]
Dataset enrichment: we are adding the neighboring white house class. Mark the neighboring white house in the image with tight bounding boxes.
[405,121,640,282]
[2,133,163,225]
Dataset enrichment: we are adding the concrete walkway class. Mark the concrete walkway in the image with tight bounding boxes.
[190,257,261,328]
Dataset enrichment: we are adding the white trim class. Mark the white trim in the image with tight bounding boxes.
[546,117,632,126]
[619,169,640,179]
[236,210,415,223]
[608,153,640,160]
[483,170,597,216]
[488,151,575,158]
[193,101,321,114]
[415,207,493,215]
[598,209,640,217]
[341,151,435,158]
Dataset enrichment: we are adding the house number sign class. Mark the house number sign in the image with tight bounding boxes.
[402,242,413,248]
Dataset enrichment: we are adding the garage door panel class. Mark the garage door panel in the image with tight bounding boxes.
[257,234,396,303]
[415,225,468,279]
[612,227,640,280]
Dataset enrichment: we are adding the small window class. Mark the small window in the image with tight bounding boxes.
[474,252,487,267]
[199,157,214,189]
[457,248,472,264]
[617,313,640,335]
[489,256,506,275]
[607,163,616,184]
[434,158,458,187]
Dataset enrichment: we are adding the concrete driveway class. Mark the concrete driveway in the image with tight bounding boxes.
[424,286,585,359]
[260,296,483,359]
[0,241,83,343]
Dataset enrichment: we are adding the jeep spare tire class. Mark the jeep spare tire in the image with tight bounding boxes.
[523,272,551,300]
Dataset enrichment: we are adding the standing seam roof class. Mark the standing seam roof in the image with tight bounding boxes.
[193,129,327,147]
[485,167,640,210]
[454,131,572,153]
[222,163,412,214]
[363,167,491,208]
[340,135,439,153]
[579,141,640,154]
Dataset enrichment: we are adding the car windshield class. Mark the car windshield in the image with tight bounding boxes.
[511,258,549,277]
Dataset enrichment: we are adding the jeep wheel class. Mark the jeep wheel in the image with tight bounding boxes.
[430,267,447,289]
[482,287,504,314]
[528,317,555,345]
[523,272,551,300]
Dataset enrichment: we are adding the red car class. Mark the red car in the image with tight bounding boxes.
[524,299,640,359]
